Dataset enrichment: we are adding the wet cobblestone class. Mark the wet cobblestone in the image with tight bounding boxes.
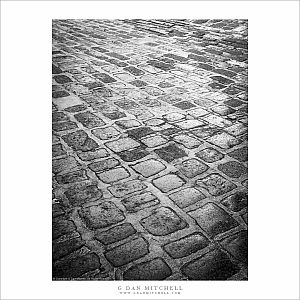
[52,19,248,281]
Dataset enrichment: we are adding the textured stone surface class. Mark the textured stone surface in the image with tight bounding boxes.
[80,202,125,229]
[105,237,149,267]
[53,252,101,279]
[122,191,160,213]
[95,223,136,245]
[123,258,172,280]
[132,159,166,177]
[96,167,130,183]
[218,161,247,178]
[105,137,140,153]
[164,233,209,258]
[221,191,248,212]
[154,143,187,163]
[108,180,147,197]
[52,19,248,280]
[169,187,206,208]
[228,146,248,162]
[195,147,224,163]
[220,230,248,263]
[189,203,239,237]
[196,174,237,196]
[65,184,102,206]
[62,130,99,152]
[141,207,187,236]
[176,159,209,178]
[152,174,185,192]
[181,250,240,280]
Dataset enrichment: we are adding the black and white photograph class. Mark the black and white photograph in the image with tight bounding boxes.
[1,1,299,299]
[52,19,248,281]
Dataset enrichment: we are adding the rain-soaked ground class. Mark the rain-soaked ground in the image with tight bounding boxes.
[52,19,248,281]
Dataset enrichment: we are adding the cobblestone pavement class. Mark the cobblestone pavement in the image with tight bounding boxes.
[52,19,248,281]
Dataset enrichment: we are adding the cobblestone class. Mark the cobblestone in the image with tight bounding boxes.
[189,203,239,237]
[195,147,224,163]
[64,183,103,206]
[221,190,248,212]
[152,174,185,192]
[154,143,187,162]
[95,223,136,245]
[122,191,160,213]
[168,187,206,208]
[105,137,140,153]
[53,252,101,279]
[105,237,149,267]
[53,18,248,280]
[97,167,130,183]
[123,258,172,280]
[196,174,236,196]
[163,233,209,258]
[141,207,187,236]
[218,161,247,178]
[108,180,146,198]
[80,202,125,229]
[132,159,166,177]
[220,230,248,264]
[181,249,240,280]
[176,158,209,178]
[62,130,99,152]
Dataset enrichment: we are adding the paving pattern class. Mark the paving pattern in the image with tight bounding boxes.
[52,19,248,281]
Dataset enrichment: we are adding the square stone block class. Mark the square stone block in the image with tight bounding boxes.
[140,207,187,236]
[108,180,147,197]
[176,158,209,178]
[173,134,202,149]
[228,146,248,162]
[132,159,166,177]
[218,161,247,178]
[181,249,239,280]
[96,167,130,183]
[195,147,224,163]
[206,132,241,149]
[154,143,187,163]
[105,237,149,267]
[123,258,172,280]
[122,191,160,213]
[168,187,206,208]
[189,203,239,237]
[152,174,185,193]
[92,126,120,140]
[141,135,168,148]
[175,119,205,130]
[196,173,236,196]
[105,137,140,153]
[79,201,125,229]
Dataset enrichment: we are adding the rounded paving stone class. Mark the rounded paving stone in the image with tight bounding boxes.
[96,167,130,183]
[181,249,240,280]
[152,174,185,192]
[163,233,209,259]
[140,206,188,236]
[188,202,239,237]
[132,159,166,177]
[123,258,172,280]
[218,161,247,178]
[220,230,248,264]
[196,173,236,196]
[79,201,125,229]
[104,237,149,267]
[195,147,224,163]
[168,187,206,208]
[176,158,209,178]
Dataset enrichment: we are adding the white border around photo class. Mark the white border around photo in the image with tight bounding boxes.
[1,1,299,299]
